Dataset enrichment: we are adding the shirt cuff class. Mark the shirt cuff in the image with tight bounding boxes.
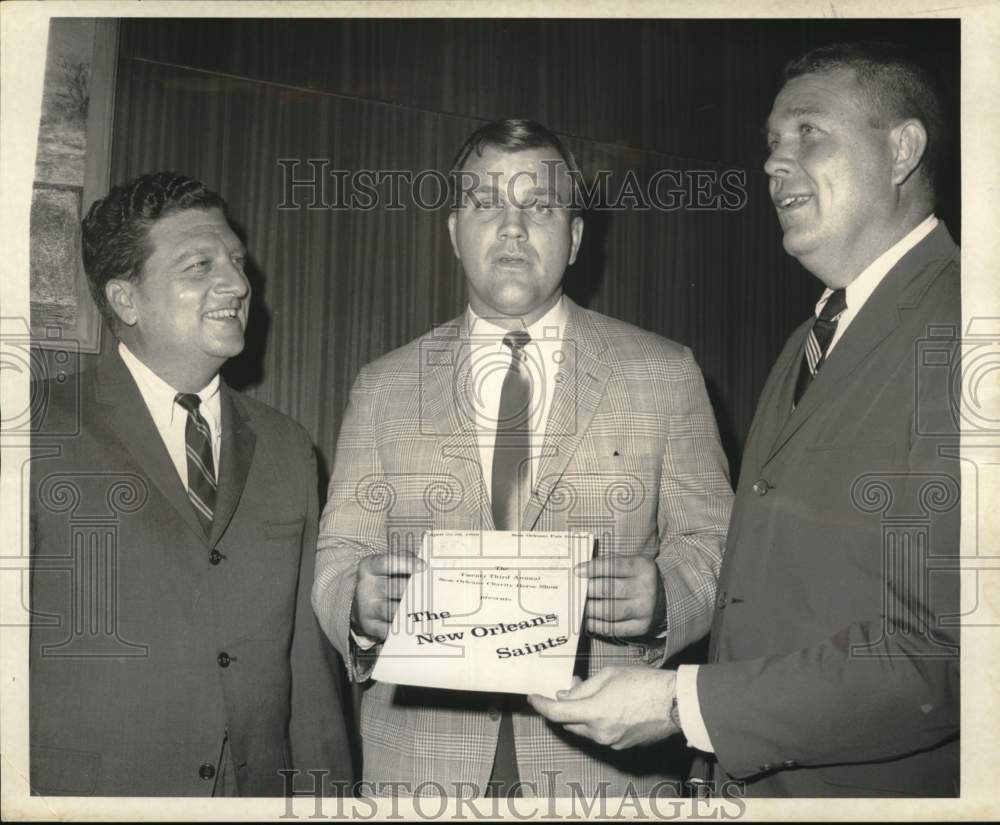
[350,628,379,651]
[676,664,715,753]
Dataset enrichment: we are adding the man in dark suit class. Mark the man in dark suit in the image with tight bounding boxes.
[530,42,961,797]
[29,172,352,796]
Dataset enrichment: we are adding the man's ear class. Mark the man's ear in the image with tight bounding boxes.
[446,211,461,260]
[567,216,584,266]
[889,118,928,186]
[105,279,139,327]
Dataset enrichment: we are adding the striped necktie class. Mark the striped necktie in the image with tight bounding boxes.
[793,288,847,406]
[175,392,216,533]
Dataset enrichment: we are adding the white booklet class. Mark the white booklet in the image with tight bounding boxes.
[372,530,593,698]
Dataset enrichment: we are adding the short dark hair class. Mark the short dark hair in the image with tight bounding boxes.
[783,41,947,197]
[449,119,582,212]
[81,171,227,330]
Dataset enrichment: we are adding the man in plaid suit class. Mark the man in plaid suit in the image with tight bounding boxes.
[312,119,733,798]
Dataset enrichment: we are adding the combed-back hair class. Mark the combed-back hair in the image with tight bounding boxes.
[81,171,227,329]
[449,119,582,212]
[784,41,947,197]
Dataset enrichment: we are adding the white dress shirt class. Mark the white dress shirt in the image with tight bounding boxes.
[118,342,222,488]
[675,213,939,753]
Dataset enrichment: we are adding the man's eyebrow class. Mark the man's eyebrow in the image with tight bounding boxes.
[522,184,559,197]
[762,105,827,136]
[788,105,826,117]
[171,241,243,263]
[771,105,827,122]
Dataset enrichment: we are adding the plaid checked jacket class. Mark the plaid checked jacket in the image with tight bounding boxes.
[313,297,733,796]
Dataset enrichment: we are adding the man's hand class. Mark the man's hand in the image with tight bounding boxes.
[351,550,425,641]
[579,555,666,639]
[527,666,679,749]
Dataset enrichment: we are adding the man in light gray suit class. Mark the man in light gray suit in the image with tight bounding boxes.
[312,119,733,798]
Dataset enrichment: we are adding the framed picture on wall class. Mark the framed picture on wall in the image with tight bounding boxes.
[29,18,118,354]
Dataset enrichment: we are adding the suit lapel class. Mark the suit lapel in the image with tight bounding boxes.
[753,320,810,468]
[209,384,256,547]
[424,317,493,526]
[94,352,206,542]
[523,299,612,530]
[763,223,958,467]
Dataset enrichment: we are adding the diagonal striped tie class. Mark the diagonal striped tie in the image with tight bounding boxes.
[793,287,847,407]
[175,392,216,533]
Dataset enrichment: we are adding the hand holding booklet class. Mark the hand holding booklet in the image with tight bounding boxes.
[372,530,593,698]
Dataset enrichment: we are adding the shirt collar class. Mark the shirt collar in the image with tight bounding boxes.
[118,342,221,430]
[817,214,938,316]
[466,295,568,343]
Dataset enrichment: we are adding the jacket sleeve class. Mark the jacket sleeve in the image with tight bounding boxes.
[311,366,387,681]
[697,603,959,777]
[651,346,734,661]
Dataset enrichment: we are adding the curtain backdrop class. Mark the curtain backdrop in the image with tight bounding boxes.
[94,17,960,776]
[108,18,960,485]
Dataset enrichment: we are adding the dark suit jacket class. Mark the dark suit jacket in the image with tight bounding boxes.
[697,223,961,797]
[29,350,352,796]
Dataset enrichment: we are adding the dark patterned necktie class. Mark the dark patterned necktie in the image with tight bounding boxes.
[793,288,847,406]
[175,393,216,533]
[487,330,531,798]
[491,331,532,531]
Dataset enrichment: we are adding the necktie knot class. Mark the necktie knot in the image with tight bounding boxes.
[175,392,202,415]
[819,288,847,322]
[502,330,531,353]
[793,288,848,407]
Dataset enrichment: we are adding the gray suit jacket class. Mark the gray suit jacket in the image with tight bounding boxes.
[697,223,961,797]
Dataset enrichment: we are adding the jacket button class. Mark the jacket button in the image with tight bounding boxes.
[759,763,774,772]
[488,707,500,721]
[752,479,770,496]
[782,760,798,768]
[716,591,729,610]
[199,763,216,780]
[217,652,231,668]
[209,550,222,565]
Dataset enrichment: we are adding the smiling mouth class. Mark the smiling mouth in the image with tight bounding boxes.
[775,194,812,210]
[204,308,241,321]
